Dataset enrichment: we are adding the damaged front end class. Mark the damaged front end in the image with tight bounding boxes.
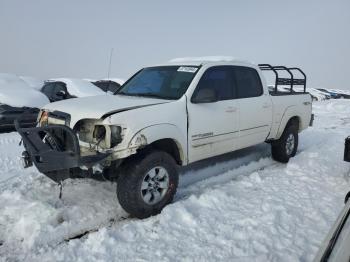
[15,108,148,183]
[15,119,111,183]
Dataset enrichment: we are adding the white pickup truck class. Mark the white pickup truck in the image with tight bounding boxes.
[16,59,313,218]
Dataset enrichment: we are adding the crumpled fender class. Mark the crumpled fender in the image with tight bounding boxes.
[128,124,187,164]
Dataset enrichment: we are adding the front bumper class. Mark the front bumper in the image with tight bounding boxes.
[15,120,110,182]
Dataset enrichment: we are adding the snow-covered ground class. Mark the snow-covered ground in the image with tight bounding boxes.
[0,100,350,261]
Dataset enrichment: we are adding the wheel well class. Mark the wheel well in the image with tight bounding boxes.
[287,116,300,131]
[147,139,182,165]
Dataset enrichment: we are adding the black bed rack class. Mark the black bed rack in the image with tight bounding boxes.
[258,64,306,93]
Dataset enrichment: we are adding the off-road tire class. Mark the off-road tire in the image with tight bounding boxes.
[117,150,179,219]
[271,123,298,163]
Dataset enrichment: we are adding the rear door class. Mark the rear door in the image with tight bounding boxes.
[187,66,239,162]
[233,66,272,149]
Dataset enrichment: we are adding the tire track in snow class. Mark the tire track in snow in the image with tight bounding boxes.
[59,146,274,243]
[0,143,276,256]
[49,125,330,247]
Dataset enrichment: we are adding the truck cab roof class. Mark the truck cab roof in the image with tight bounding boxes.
[154,56,256,68]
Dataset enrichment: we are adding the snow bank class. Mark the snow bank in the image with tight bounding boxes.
[0,100,350,261]
[0,73,49,108]
[50,78,106,98]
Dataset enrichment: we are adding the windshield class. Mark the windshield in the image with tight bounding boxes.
[117,66,199,100]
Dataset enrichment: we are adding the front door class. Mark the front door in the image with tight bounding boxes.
[187,66,239,163]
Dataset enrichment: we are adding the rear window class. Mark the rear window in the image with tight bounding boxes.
[234,67,263,99]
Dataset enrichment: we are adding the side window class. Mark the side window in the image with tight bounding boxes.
[234,67,263,99]
[194,66,234,101]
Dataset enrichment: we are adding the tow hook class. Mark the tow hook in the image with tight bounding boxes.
[21,151,33,168]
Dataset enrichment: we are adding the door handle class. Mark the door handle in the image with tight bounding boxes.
[262,104,271,109]
[225,106,237,113]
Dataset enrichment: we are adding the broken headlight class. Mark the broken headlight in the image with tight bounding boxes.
[110,125,123,147]
[93,125,106,140]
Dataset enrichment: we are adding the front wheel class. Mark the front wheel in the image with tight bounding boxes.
[117,150,179,219]
[271,124,298,163]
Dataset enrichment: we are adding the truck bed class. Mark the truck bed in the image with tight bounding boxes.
[267,92,312,140]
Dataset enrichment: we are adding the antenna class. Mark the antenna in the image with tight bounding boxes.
[107,48,114,79]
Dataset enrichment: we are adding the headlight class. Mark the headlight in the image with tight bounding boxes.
[39,111,49,126]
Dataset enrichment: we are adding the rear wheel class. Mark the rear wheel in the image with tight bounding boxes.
[117,150,179,219]
[271,123,298,163]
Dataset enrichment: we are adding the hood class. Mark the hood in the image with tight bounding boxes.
[0,87,50,108]
[20,76,44,91]
[0,73,49,108]
[43,94,170,126]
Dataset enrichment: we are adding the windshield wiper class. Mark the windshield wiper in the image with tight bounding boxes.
[137,93,175,100]
[116,92,140,97]
[116,92,174,100]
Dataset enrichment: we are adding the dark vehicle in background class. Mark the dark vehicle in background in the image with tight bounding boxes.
[92,78,125,94]
[41,81,75,102]
[92,80,120,93]
[0,105,40,132]
[327,89,350,99]
[0,73,49,132]
[317,88,342,99]
[41,78,105,102]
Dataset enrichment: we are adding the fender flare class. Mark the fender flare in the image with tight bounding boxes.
[275,106,301,139]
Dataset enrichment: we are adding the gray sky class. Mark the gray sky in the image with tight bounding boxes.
[0,0,349,89]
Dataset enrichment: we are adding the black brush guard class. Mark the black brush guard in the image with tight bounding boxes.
[15,120,110,182]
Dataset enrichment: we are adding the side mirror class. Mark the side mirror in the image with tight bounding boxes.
[191,88,217,104]
[344,137,350,162]
[56,90,67,98]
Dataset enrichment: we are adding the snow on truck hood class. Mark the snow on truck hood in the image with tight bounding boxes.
[0,88,49,108]
[43,94,170,125]
[0,74,49,108]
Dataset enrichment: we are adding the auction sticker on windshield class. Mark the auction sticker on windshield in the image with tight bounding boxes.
[177,66,198,73]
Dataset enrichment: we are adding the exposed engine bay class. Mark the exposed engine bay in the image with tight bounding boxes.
[39,110,123,151]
